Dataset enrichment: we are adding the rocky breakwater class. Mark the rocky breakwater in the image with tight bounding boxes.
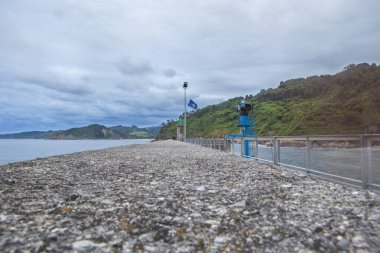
[1,140,379,252]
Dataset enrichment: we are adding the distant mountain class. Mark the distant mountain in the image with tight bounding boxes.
[0,124,161,139]
[46,124,122,139]
[158,63,380,139]
[0,131,50,139]
[110,125,160,139]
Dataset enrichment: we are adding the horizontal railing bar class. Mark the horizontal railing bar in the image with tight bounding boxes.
[277,163,362,183]
[256,158,274,163]
[237,136,363,141]
[278,163,309,171]
[309,172,362,184]
[222,134,380,141]
[307,137,361,141]
[311,174,362,188]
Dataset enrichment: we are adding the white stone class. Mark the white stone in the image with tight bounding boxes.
[214,236,230,245]
[196,185,206,191]
[139,232,155,243]
[0,214,7,222]
[215,207,228,216]
[72,240,105,250]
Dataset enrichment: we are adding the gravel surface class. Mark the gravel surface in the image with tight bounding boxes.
[1,140,379,252]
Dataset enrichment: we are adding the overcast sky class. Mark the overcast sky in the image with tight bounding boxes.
[1,0,380,133]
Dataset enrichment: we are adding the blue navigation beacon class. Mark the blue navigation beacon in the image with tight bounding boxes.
[227,99,255,157]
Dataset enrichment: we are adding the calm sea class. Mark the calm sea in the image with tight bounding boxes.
[233,144,380,185]
[0,139,151,165]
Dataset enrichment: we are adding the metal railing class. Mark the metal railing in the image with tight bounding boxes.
[187,135,380,193]
[187,138,226,151]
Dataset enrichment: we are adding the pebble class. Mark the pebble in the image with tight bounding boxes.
[214,236,230,245]
[195,185,206,191]
[72,240,105,250]
[0,140,379,252]
[337,237,349,250]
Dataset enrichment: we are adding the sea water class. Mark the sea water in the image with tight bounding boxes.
[0,139,151,165]
[233,143,380,185]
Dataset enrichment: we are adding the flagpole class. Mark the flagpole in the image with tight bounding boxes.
[183,82,188,142]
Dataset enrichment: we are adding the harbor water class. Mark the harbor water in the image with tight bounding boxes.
[0,139,151,165]
[233,144,380,185]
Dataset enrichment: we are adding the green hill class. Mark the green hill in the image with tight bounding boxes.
[110,125,160,139]
[46,124,122,139]
[0,124,161,139]
[158,63,380,139]
[0,131,49,139]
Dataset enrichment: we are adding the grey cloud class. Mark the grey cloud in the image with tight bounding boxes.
[21,76,92,96]
[117,58,154,76]
[163,68,177,78]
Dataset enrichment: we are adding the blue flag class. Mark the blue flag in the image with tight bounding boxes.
[188,99,198,110]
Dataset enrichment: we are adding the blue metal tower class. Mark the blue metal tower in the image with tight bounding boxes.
[227,100,255,157]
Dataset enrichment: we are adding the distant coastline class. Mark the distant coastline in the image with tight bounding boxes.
[0,124,160,140]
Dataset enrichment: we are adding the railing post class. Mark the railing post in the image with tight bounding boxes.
[227,139,230,153]
[273,137,280,165]
[306,136,310,174]
[272,137,275,163]
[361,136,372,189]
[254,137,258,160]
[249,139,253,158]
[241,137,244,157]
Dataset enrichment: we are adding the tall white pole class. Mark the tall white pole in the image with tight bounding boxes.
[183,82,188,142]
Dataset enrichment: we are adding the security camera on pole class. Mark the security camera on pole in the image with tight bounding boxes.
[183,82,188,142]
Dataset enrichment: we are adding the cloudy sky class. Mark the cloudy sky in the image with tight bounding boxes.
[1,0,380,133]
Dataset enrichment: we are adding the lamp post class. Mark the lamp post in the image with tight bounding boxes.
[183,82,188,142]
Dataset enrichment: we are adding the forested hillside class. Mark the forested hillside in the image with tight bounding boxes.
[158,63,380,139]
[0,124,160,139]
